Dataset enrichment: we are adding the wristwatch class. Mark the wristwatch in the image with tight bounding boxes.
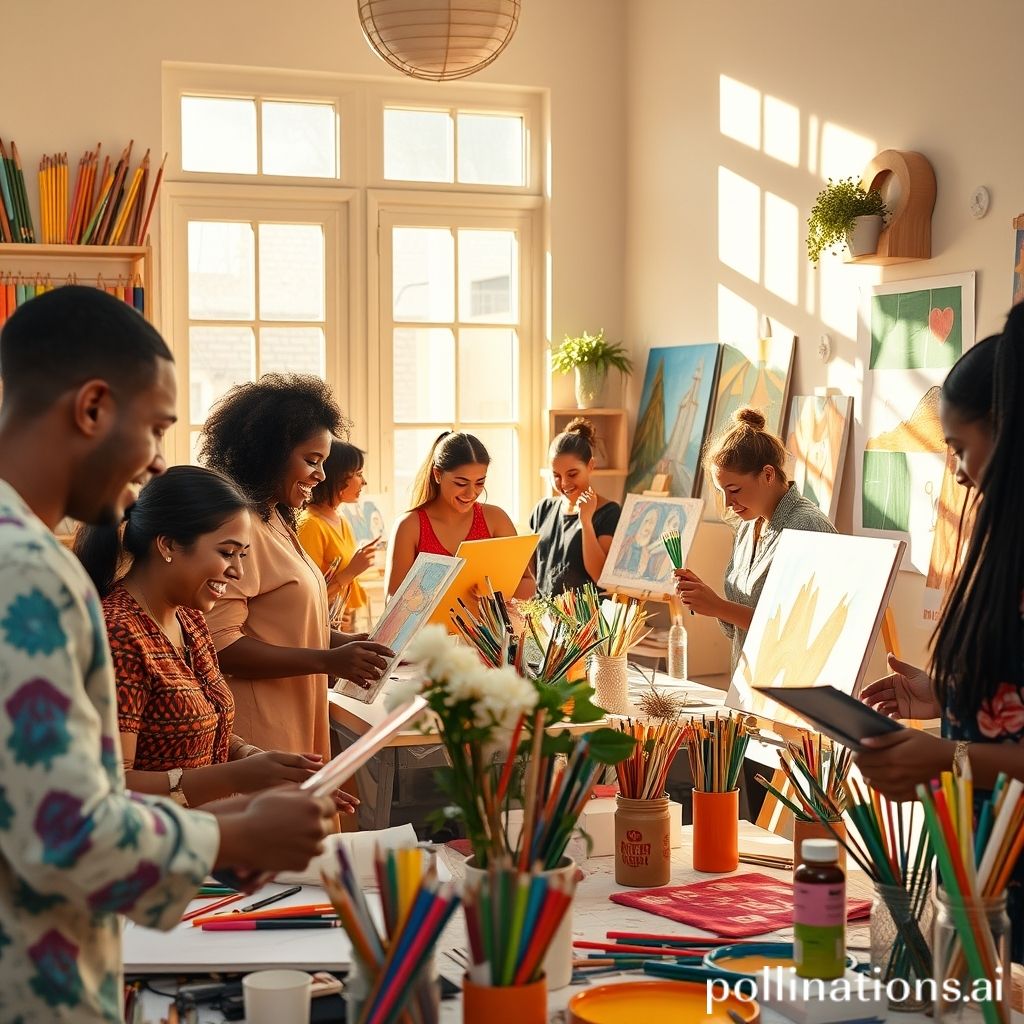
[167,768,188,806]
[952,740,970,778]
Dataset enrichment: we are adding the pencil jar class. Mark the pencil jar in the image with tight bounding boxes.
[589,653,631,715]
[615,795,671,887]
[692,788,739,872]
[793,818,847,880]
[932,887,1010,1022]
[869,873,934,1011]
[345,954,440,1024]
[462,974,547,1024]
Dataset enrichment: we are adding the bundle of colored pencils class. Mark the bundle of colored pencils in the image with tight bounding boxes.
[916,769,1023,1024]
[550,583,649,658]
[322,844,459,1024]
[755,732,850,822]
[682,713,750,792]
[463,862,577,987]
[449,583,519,667]
[612,716,687,801]
[0,139,34,242]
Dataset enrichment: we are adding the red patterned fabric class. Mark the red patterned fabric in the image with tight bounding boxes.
[415,503,491,555]
[104,587,234,770]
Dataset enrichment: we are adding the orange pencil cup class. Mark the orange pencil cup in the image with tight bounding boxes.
[692,788,739,872]
[462,975,547,1024]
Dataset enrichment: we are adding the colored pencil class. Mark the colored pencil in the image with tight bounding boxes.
[682,713,750,792]
[613,716,687,801]
[180,891,244,922]
[202,919,342,931]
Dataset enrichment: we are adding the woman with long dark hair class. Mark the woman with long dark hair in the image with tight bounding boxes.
[857,311,1024,960]
[75,466,355,811]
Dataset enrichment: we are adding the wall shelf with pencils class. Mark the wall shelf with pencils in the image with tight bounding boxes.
[0,243,154,324]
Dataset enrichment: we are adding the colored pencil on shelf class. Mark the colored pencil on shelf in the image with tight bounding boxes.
[10,142,34,242]
[110,150,147,245]
[134,152,166,245]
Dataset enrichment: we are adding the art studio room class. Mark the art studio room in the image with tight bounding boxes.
[2,1,1024,1022]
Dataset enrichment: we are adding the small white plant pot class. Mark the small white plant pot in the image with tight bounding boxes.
[846,214,883,257]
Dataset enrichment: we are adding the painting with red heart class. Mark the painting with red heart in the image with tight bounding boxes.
[929,306,955,344]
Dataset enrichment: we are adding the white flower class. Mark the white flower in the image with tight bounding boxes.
[473,665,538,732]
[384,675,425,711]
[405,624,458,677]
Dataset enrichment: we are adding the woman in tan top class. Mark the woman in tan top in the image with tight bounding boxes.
[200,375,394,778]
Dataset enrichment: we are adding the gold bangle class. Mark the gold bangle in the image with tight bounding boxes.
[952,740,970,778]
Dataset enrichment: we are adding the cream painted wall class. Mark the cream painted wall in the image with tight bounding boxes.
[0,0,626,447]
[623,0,1024,680]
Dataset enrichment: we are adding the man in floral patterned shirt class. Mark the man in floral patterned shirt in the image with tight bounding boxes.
[0,287,336,1022]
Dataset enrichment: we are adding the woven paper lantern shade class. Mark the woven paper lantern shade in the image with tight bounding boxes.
[357,0,521,82]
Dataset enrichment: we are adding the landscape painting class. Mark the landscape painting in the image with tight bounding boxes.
[626,344,720,498]
[706,335,795,441]
[785,395,853,524]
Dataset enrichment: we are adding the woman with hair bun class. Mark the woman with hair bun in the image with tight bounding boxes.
[674,405,835,672]
[530,417,621,597]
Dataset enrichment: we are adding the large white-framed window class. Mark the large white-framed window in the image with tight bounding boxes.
[162,64,546,522]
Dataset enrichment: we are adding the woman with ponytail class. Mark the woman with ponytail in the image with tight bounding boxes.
[386,430,533,597]
[530,417,621,597]
[74,466,356,812]
[857,312,1024,960]
[673,406,835,672]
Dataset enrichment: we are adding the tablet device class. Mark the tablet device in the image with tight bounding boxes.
[337,553,463,703]
[428,534,539,628]
[755,685,904,752]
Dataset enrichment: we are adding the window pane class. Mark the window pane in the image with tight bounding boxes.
[181,96,257,174]
[458,329,517,421]
[457,113,524,186]
[189,326,255,423]
[188,221,255,320]
[258,223,325,321]
[458,229,518,323]
[262,101,337,178]
[393,227,454,322]
[393,328,454,422]
[384,108,454,183]
[394,428,449,509]
[472,427,517,515]
[260,327,326,378]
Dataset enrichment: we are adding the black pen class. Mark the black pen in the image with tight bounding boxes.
[236,884,302,914]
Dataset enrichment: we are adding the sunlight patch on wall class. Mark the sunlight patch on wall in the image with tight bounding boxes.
[717,284,759,346]
[718,167,761,283]
[720,75,761,150]
[764,191,799,305]
[763,95,800,168]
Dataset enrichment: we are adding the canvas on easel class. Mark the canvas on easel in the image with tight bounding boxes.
[598,494,703,598]
[784,395,853,524]
[726,530,905,734]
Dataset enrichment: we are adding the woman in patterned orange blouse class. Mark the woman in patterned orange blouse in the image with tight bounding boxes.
[75,466,358,811]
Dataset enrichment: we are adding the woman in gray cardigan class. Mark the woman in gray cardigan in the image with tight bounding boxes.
[674,406,836,672]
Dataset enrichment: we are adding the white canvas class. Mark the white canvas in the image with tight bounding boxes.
[853,272,976,574]
[726,530,905,731]
[598,494,704,597]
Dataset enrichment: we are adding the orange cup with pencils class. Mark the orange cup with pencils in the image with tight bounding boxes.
[462,974,547,1024]
[692,788,739,872]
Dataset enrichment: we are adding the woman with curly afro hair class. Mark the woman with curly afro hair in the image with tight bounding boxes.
[200,374,393,821]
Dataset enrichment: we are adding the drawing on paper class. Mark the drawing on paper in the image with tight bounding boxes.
[870,285,964,370]
[726,531,904,731]
[785,395,853,523]
[626,344,720,497]
[599,494,704,597]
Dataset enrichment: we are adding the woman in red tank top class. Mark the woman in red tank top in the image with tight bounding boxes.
[386,431,535,598]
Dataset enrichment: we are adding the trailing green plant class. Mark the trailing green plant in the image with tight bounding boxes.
[806,177,888,265]
[551,328,632,375]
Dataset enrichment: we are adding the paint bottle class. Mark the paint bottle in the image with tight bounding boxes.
[794,838,846,980]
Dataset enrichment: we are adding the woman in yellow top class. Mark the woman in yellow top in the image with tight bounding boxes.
[298,440,382,629]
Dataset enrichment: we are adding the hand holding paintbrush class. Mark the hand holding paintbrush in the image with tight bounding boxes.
[662,531,695,616]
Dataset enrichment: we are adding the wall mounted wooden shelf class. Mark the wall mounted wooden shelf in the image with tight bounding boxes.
[845,149,936,265]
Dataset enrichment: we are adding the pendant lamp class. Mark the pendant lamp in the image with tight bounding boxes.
[357,1,521,82]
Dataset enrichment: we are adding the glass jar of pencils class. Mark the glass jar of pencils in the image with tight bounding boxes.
[692,788,739,873]
[869,873,934,1012]
[932,886,1011,1022]
[589,653,631,715]
[615,794,671,886]
[344,954,440,1024]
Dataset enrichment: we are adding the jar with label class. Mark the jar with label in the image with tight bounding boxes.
[614,794,671,886]
[794,838,846,980]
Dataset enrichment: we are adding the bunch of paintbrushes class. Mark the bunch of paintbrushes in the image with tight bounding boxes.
[550,583,650,657]
[661,530,694,615]
[463,861,576,987]
[756,732,850,822]
[0,138,166,246]
[449,582,519,667]
[612,716,687,801]
[682,713,750,792]
[916,769,1023,1024]
[322,845,458,1024]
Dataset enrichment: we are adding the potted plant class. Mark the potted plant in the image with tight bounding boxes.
[806,177,888,265]
[550,328,632,409]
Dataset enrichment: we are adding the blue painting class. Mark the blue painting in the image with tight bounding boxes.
[627,344,720,498]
